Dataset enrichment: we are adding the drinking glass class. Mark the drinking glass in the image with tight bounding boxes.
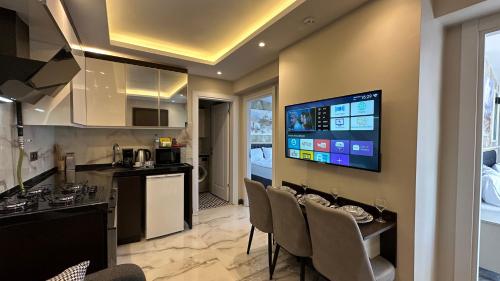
[374,198,387,223]
[329,187,339,207]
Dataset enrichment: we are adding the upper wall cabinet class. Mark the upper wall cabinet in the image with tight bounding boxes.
[85,57,126,126]
[125,64,159,126]
[83,56,188,128]
[159,70,188,127]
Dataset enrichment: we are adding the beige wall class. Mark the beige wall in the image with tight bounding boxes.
[277,0,421,280]
[233,61,278,95]
[414,0,444,279]
[435,24,462,281]
[432,0,485,17]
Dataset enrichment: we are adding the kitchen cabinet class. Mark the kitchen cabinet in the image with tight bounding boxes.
[159,69,188,127]
[116,176,143,245]
[145,173,184,239]
[85,57,126,126]
[125,64,159,126]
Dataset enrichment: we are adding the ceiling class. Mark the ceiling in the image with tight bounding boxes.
[62,0,369,80]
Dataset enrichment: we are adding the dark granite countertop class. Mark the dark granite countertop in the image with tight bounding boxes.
[0,163,192,220]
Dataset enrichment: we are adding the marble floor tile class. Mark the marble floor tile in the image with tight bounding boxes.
[118,205,313,281]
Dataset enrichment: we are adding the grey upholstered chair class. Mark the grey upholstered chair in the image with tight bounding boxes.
[244,178,274,277]
[267,187,312,281]
[305,200,395,281]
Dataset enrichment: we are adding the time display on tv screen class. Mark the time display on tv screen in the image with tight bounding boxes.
[285,90,381,172]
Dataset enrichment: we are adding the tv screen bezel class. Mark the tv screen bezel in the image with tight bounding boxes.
[284,90,382,173]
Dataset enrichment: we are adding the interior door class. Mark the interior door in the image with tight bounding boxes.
[211,102,230,201]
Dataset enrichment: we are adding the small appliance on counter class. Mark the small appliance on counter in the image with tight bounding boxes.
[155,147,181,166]
[122,148,134,168]
[159,137,172,148]
[135,149,151,166]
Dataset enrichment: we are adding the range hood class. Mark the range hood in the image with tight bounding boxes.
[0,6,80,104]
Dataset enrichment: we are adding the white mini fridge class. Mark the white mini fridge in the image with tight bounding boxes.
[145,173,184,239]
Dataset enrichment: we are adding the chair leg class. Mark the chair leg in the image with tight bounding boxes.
[246,225,255,255]
[300,257,306,281]
[270,244,281,279]
[267,233,272,278]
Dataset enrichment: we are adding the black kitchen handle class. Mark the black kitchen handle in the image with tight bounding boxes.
[146,150,151,161]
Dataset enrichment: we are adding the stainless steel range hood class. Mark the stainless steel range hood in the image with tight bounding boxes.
[0,4,80,104]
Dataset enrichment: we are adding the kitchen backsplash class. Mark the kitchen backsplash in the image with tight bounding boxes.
[0,104,55,192]
[54,127,192,165]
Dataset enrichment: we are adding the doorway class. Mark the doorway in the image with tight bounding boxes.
[478,29,500,281]
[243,87,276,207]
[192,91,239,213]
[198,99,231,210]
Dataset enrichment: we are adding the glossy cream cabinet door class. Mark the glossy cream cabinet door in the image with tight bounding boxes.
[159,70,188,127]
[85,57,126,126]
[125,64,159,126]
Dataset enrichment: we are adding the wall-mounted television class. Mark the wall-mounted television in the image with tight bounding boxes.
[285,90,381,172]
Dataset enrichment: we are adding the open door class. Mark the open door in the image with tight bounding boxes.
[210,102,230,201]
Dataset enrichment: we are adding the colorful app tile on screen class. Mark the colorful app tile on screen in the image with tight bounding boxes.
[330,103,350,117]
[331,140,350,154]
[300,150,314,160]
[351,116,374,131]
[350,141,373,156]
[351,100,374,116]
[331,117,350,131]
[314,152,330,163]
[289,149,300,158]
[288,138,301,149]
[330,153,350,166]
[300,139,314,151]
[314,139,330,152]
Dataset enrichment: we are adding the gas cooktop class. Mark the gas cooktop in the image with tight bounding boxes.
[0,181,100,215]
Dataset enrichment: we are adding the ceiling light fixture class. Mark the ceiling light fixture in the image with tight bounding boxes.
[258,42,266,47]
[217,71,222,75]
[303,16,315,25]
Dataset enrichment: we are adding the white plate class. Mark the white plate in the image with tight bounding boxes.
[277,186,297,195]
[298,194,330,206]
[338,205,365,217]
[356,213,374,224]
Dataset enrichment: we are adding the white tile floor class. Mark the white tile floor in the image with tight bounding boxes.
[117,205,315,280]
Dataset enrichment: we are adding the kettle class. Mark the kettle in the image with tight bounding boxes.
[135,149,151,164]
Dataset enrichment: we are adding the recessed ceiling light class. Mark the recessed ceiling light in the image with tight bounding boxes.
[99,71,105,75]
[180,94,184,97]
[258,42,266,47]
[34,108,45,113]
[303,16,315,25]
[217,71,222,75]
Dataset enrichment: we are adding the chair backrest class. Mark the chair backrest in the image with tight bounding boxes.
[244,178,273,233]
[267,187,312,257]
[305,200,375,281]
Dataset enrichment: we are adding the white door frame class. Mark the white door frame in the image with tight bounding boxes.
[242,86,276,206]
[454,13,500,281]
[192,91,239,213]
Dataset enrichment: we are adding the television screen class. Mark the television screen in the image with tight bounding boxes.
[285,90,381,172]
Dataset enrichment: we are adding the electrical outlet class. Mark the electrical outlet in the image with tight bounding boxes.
[29,151,38,162]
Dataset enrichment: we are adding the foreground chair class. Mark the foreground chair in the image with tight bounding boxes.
[305,200,395,281]
[267,187,312,281]
[244,178,274,278]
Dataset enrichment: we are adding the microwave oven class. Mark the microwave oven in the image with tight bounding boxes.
[155,148,181,166]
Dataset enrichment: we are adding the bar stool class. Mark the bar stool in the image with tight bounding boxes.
[244,178,274,278]
[305,200,395,281]
[267,187,312,281]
